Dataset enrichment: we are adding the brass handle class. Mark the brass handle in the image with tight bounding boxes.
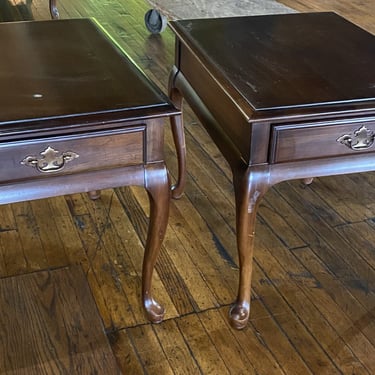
[336,125,375,150]
[21,146,79,173]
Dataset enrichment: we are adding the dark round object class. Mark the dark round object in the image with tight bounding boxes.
[144,9,167,34]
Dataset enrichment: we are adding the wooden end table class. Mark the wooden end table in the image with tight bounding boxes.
[168,12,375,329]
[0,18,179,323]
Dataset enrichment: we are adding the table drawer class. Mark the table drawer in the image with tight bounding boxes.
[0,127,145,182]
[270,119,375,163]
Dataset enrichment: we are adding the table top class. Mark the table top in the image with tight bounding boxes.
[170,12,375,114]
[0,18,175,127]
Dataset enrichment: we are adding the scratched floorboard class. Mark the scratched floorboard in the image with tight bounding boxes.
[0,266,121,374]
[0,0,373,374]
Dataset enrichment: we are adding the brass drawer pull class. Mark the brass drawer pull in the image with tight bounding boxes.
[337,125,375,150]
[21,146,79,173]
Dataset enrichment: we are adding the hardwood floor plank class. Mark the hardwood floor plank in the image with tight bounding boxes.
[0,229,27,277]
[247,301,313,375]
[167,199,238,304]
[275,181,375,312]
[278,0,375,34]
[111,329,145,374]
[47,196,90,267]
[293,248,375,347]
[198,309,259,374]
[0,266,121,374]
[215,307,287,375]
[0,203,16,232]
[335,221,375,269]
[261,183,345,246]
[176,313,231,374]
[11,201,48,272]
[30,199,69,268]
[250,257,342,373]
[310,175,375,223]
[127,324,175,374]
[256,223,374,365]
[153,319,202,374]
[67,198,139,328]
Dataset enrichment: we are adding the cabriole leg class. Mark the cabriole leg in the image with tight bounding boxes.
[229,166,269,329]
[168,72,186,199]
[142,164,170,323]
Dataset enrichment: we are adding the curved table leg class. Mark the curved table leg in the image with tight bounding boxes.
[229,166,270,329]
[168,72,186,199]
[142,164,170,323]
[168,68,272,329]
[49,0,59,19]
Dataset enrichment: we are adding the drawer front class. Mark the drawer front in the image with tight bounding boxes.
[270,119,375,163]
[0,127,144,182]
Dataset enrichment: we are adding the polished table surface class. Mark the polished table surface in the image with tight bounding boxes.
[0,18,178,323]
[168,12,375,329]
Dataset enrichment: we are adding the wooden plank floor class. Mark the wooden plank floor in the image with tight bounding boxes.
[0,266,121,374]
[0,0,374,374]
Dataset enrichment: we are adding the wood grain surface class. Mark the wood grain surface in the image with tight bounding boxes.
[0,0,373,374]
[0,266,121,374]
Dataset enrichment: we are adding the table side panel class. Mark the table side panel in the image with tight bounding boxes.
[0,126,145,183]
[145,118,165,163]
[270,117,375,163]
[179,43,266,164]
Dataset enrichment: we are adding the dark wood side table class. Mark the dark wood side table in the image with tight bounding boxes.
[168,12,375,329]
[0,18,179,323]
